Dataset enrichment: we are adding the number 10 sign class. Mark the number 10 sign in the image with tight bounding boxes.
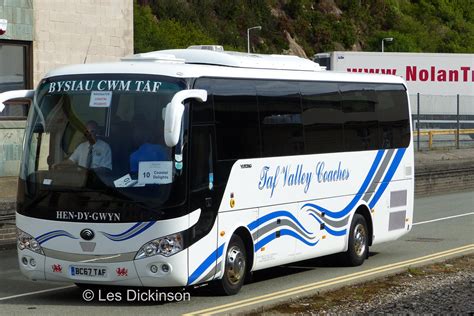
[138,161,173,185]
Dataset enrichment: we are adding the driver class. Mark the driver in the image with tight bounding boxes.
[69,120,112,170]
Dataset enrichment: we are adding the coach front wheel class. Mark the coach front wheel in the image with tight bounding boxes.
[343,214,368,266]
[215,235,247,295]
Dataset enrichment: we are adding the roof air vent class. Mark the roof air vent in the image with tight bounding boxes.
[187,45,224,52]
[121,52,185,63]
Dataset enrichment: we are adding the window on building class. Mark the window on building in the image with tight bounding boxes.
[0,40,32,120]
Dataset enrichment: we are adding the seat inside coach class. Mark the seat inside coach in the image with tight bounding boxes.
[109,93,170,177]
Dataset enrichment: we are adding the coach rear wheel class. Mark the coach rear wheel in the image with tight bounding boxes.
[344,214,368,266]
[215,235,247,295]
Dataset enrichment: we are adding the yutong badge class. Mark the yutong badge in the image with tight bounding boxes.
[80,229,95,241]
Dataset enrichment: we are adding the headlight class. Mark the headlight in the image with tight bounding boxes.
[135,232,183,259]
[17,228,44,255]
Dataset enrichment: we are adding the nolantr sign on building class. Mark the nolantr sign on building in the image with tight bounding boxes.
[405,65,473,83]
[314,52,474,97]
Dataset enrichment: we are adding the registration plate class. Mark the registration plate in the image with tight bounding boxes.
[70,266,107,278]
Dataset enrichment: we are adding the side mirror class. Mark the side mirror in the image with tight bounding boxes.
[164,89,207,147]
[0,90,34,112]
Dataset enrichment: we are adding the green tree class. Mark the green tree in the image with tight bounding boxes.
[134,2,159,53]
[133,0,474,55]
[134,1,215,52]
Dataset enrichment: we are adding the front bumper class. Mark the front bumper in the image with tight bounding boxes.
[18,247,188,287]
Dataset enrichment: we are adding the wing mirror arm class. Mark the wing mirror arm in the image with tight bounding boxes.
[164,89,207,147]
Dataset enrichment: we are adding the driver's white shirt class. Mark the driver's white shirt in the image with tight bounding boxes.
[69,139,112,169]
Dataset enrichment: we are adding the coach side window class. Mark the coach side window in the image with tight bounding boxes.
[213,79,261,160]
[375,84,410,149]
[300,82,343,154]
[256,81,304,157]
[190,125,214,191]
[192,78,214,124]
[340,83,379,151]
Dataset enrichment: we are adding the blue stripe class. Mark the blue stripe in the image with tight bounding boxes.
[36,230,77,243]
[188,244,225,285]
[369,148,406,209]
[302,149,385,219]
[308,213,347,237]
[254,233,276,252]
[254,229,319,251]
[36,230,69,241]
[102,222,144,238]
[38,233,78,245]
[280,229,320,246]
[115,221,155,241]
[247,210,313,235]
[102,221,156,241]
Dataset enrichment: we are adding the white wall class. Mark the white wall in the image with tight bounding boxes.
[33,0,134,86]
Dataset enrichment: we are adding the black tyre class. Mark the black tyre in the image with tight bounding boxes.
[215,235,247,295]
[343,214,368,266]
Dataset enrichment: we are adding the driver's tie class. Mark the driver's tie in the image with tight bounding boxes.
[86,144,93,168]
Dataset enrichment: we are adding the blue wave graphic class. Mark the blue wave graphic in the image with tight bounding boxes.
[101,221,156,241]
[301,149,385,219]
[369,148,406,209]
[255,229,319,251]
[36,230,78,245]
[188,243,225,285]
[247,210,313,235]
[307,213,347,236]
[102,222,144,238]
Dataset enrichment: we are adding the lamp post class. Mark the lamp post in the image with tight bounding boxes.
[247,26,262,53]
[381,37,393,52]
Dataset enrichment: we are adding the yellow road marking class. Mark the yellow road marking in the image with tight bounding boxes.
[185,244,474,315]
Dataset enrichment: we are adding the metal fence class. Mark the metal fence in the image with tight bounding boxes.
[411,94,474,151]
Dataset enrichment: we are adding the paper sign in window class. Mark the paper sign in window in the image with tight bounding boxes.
[89,91,112,108]
[138,161,173,184]
[114,174,133,188]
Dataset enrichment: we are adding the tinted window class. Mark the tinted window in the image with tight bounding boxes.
[300,82,343,154]
[192,78,214,123]
[197,78,409,160]
[213,79,260,160]
[340,83,380,151]
[190,125,213,191]
[256,81,303,157]
[375,84,410,149]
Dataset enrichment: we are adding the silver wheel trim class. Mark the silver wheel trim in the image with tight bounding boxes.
[225,245,246,285]
[353,223,367,257]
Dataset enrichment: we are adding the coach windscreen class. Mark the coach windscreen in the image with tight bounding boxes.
[18,74,190,221]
